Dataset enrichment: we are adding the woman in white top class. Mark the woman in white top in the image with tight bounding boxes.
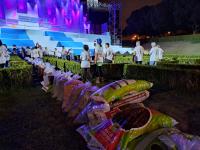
[0,40,6,68]
[133,41,144,64]
[3,44,10,67]
[149,42,159,66]
[38,45,43,58]
[94,38,104,83]
[80,45,91,82]
[104,43,114,63]
[33,47,40,59]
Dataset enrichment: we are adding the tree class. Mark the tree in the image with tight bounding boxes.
[123,0,200,36]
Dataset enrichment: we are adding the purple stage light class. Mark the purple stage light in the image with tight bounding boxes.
[17,0,28,13]
[0,4,5,19]
[1,0,84,32]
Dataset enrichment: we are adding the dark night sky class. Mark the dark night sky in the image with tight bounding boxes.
[121,0,161,29]
[96,0,161,29]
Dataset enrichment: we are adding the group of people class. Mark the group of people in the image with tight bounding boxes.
[80,39,114,83]
[133,41,164,66]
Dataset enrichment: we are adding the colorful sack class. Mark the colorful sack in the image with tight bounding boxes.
[112,104,151,130]
[74,97,110,125]
[127,128,176,150]
[105,80,153,103]
[68,84,99,119]
[119,109,177,150]
[92,80,136,98]
[169,129,200,150]
[56,78,69,101]
[52,75,64,98]
[63,83,86,113]
[77,120,124,150]
[62,79,83,112]
[110,90,149,109]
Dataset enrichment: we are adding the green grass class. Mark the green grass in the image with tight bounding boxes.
[152,34,200,43]
[114,55,200,64]
[0,87,88,150]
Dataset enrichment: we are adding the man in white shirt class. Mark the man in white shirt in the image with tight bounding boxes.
[149,42,159,66]
[157,45,164,61]
[104,43,114,63]
[133,41,144,64]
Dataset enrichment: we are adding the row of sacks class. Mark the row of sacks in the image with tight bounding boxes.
[36,59,200,150]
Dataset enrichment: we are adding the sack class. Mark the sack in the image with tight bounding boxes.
[56,78,68,101]
[62,80,83,112]
[119,109,178,150]
[110,90,150,109]
[74,97,110,125]
[52,75,64,98]
[68,85,99,119]
[104,80,153,103]
[127,128,175,150]
[77,120,124,150]
[92,80,136,99]
[63,83,86,113]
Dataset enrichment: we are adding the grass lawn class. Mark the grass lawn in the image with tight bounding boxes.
[0,86,200,150]
[0,87,88,150]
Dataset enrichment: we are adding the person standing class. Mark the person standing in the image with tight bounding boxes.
[38,45,43,58]
[66,49,72,61]
[33,45,40,59]
[133,41,144,64]
[80,45,91,82]
[94,38,104,83]
[3,44,10,67]
[26,47,31,57]
[12,45,18,55]
[157,45,164,61]
[104,43,114,63]
[61,46,66,59]
[0,40,6,68]
[149,42,159,66]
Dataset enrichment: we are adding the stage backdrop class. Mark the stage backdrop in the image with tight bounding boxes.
[0,0,84,32]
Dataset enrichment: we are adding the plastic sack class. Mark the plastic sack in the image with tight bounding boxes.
[119,109,177,150]
[62,79,83,112]
[127,128,200,150]
[56,77,69,101]
[52,73,63,97]
[105,80,153,103]
[127,128,176,150]
[52,75,65,98]
[112,104,151,130]
[68,83,99,119]
[77,120,124,150]
[55,72,74,101]
[91,80,136,98]
[169,130,200,150]
[64,83,87,113]
[74,97,110,125]
[110,90,150,109]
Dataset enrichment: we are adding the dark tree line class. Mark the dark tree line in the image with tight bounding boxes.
[123,0,200,36]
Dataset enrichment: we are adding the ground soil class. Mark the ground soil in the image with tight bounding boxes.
[0,87,199,150]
